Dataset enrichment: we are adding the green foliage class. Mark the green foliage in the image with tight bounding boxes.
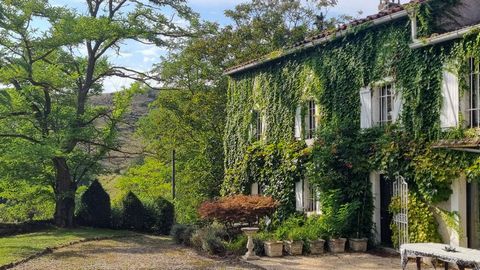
[120,192,146,231]
[274,214,306,240]
[223,141,309,221]
[225,235,247,255]
[116,158,172,202]
[190,223,228,255]
[171,224,197,245]
[144,197,175,235]
[0,180,54,222]
[76,180,111,228]
[390,194,442,248]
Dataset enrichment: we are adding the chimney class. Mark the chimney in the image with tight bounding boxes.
[378,0,401,11]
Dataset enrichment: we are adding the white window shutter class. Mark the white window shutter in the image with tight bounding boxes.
[440,69,459,128]
[251,183,259,196]
[295,181,303,211]
[392,89,403,123]
[303,179,311,211]
[294,105,302,139]
[360,88,373,129]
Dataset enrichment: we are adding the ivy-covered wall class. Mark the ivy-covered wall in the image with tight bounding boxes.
[223,0,480,243]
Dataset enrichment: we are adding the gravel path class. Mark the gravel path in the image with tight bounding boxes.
[11,235,258,270]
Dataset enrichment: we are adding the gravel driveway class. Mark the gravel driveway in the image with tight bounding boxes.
[11,235,258,270]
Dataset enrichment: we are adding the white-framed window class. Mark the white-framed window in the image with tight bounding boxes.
[252,110,264,141]
[378,83,395,126]
[306,100,317,139]
[360,79,402,129]
[295,178,320,214]
[468,58,480,128]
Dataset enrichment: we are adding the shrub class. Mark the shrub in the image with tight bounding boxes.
[190,223,228,255]
[171,224,188,244]
[171,224,196,245]
[76,180,111,228]
[226,235,247,255]
[150,197,175,234]
[121,191,146,231]
[274,214,305,240]
[198,195,278,226]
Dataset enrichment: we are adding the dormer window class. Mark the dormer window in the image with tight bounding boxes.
[468,58,480,128]
[378,83,395,126]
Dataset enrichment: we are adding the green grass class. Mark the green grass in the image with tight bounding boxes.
[0,227,132,266]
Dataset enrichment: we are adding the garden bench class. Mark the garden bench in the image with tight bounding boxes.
[400,243,480,270]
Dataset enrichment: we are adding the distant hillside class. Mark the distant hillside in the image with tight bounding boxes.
[90,89,158,173]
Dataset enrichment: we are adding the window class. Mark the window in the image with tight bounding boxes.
[295,178,320,213]
[304,181,319,213]
[306,100,316,139]
[252,110,263,140]
[378,83,394,125]
[468,58,480,128]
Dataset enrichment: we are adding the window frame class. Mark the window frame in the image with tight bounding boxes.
[378,83,395,126]
[468,57,480,129]
[306,100,317,140]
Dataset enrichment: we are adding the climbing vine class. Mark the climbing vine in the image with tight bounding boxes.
[224,0,480,243]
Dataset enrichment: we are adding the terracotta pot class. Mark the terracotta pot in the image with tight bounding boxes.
[348,238,368,252]
[264,241,283,257]
[328,238,347,253]
[309,239,325,255]
[284,240,303,255]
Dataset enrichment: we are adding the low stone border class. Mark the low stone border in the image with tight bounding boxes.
[0,234,135,270]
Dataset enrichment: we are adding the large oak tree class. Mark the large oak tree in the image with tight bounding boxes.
[0,0,197,227]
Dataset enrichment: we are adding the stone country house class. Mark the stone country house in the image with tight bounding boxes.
[224,0,480,249]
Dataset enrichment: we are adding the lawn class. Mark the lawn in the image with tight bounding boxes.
[0,227,133,266]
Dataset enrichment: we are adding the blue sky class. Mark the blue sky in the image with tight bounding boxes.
[49,0,410,92]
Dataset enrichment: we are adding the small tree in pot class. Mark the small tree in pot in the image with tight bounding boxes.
[304,216,325,255]
[320,191,359,253]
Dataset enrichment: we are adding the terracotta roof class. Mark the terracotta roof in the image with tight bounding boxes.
[224,0,427,76]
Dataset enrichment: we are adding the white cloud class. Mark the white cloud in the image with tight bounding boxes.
[102,76,134,93]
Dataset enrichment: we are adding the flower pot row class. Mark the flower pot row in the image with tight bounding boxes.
[263,238,368,257]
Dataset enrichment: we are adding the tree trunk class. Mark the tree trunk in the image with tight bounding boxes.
[53,157,76,228]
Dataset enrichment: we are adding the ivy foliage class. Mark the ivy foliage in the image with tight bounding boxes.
[224,1,480,243]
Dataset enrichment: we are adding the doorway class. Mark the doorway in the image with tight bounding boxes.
[380,175,394,247]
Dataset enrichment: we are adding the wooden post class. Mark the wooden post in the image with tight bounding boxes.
[172,149,176,200]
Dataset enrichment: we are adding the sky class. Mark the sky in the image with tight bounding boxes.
[50,0,411,92]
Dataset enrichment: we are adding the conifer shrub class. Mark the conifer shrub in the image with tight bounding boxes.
[148,197,175,234]
[121,191,146,231]
[76,180,111,228]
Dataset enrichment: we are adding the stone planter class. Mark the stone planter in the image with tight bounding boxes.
[309,239,325,255]
[264,241,284,257]
[328,238,347,253]
[348,238,368,252]
[284,240,303,255]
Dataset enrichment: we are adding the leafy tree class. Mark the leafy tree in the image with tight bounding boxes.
[76,179,111,228]
[128,0,341,223]
[0,0,197,227]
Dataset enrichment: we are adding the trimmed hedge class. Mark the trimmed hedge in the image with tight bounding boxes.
[121,192,146,231]
[76,180,111,228]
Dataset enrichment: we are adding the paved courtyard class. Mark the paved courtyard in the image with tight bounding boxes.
[9,235,439,270]
[248,253,436,270]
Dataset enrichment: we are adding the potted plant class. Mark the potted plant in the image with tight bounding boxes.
[283,227,304,256]
[348,185,370,252]
[263,233,283,257]
[304,219,325,255]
